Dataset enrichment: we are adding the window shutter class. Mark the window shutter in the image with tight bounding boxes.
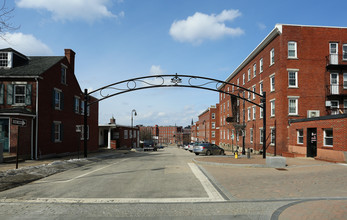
[52,123,55,142]
[25,84,32,105]
[52,89,56,109]
[7,84,13,105]
[0,84,4,104]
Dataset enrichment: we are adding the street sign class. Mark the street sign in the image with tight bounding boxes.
[12,118,27,127]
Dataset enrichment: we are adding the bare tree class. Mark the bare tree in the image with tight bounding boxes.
[0,0,19,37]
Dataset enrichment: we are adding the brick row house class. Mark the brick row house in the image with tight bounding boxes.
[0,48,98,160]
[194,24,347,162]
[195,105,220,145]
[139,125,184,146]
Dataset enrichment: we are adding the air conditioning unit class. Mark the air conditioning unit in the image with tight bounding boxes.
[307,110,320,118]
[325,101,331,107]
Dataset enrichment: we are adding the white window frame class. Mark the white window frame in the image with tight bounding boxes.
[248,69,251,81]
[54,121,62,142]
[297,129,303,144]
[288,69,299,88]
[211,122,216,129]
[344,99,347,114]
[259,58,263,73]
[211,131,215,138]
[270,48,275,65]
[270,99,275,117]
[54,88,62,110]
[331,100,339,115]
[243,73,245,85]
[288,41,297,59]
[212,113,215,119]
[343,44,347,61]
[259,81,263,95]
[270,73,275,92]
[250,128,253,143]
[247,107,251,121]
[253,63,256,77]
[323,129,333,147]
[252,85,256,100]
[0,52,9,67]
[14,84,26,105]
[74,96,80,113]
[252,106,256,120]
[288,96,299,115]
[270,127,276,145]
[259,103,263,119]
[259,128,263,144]
[343,73,347,89]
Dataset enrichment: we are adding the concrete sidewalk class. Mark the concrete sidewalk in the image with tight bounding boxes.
[195,154,347,220]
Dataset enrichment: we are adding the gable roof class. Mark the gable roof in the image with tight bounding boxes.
[0,56,64,78]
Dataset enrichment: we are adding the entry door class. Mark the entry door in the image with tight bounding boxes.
[330,73,339,94]
[307,128,317,157]
[0,119,9,152]
[330,43,338,64]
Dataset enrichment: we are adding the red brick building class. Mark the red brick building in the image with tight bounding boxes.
[139,125,183,145]
[0,48,99,160]
[196,105,220,145]
[218,24,347,157]
[99,117,139,149]
[287,115,347,162]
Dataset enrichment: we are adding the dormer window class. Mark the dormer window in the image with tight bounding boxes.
[0,52,9,67]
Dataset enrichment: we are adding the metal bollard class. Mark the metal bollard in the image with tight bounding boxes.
[247,148,250,159]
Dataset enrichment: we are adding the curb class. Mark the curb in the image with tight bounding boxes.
[192,157,266,168]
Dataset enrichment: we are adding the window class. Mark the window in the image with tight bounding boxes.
[252,106,256,120]
[250,128,253,143]
[14,85,26,104]
[260,103,263,119]
[247,107,251,121]
[81,100,85,115]
[248,69,251,81]
[297,129,303,144]
[344,99,347,114]
[237,78,239,86]
[288,97,299,115]
[211,131,215,138]
[253,63,256,77]
[259,81,263,95]
[330,43,338,64]
[288,71,298,87]
[270,74,275,92]
[324,129,333,147]
[343,44,347,60]
[52,121,62,142]
[270,99,275,117]
[74,97,80,113]
[344,73,347,89]
[252,85,256,100]
[259,128,264,144]
[80,125,89,140]
[331,100,339,115]
[270,48,275,65]
[61,65,67,84]
[124,130,128,139]
[212,113,215,119]
[211,122,216,129]
[270,127,276,145]
[0,52,8,67]
[53,89,63,110]
[288,41,297,58]
[259,58,263,73]
[243,73,245,85]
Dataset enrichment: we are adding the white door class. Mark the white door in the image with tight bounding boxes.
[330,73,339,94]
[330,43,338,64]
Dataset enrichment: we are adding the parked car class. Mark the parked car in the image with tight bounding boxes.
[193,143,225,156]
[188,142,195,152]
[183,144,189,150]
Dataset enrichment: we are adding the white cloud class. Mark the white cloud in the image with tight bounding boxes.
[16,0,122,22]
[0,32,52,55]
[150,65,165,75]
[169,9,244,45]
[257,22,267,30]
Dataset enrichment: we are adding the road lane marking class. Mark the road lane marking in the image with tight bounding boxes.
[188,163,225,201]
[37,158,129,183]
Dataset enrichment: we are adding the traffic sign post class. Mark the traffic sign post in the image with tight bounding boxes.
[12,118,27,169]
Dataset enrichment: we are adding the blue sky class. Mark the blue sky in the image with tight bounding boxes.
[2,0,347,126]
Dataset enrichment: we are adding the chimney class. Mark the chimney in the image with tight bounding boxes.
[64,49,75,73]
[109,116,116,125]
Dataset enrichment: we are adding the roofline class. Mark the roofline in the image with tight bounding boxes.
[219,24,283,89]
[0,76,43,79]
[289,114,347,124]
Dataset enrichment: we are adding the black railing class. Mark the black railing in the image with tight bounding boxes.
[327,108,347,115]
[326,84,347,95]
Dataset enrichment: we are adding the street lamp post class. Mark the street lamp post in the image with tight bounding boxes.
[131,109,137,148]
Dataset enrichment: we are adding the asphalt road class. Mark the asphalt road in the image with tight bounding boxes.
[0,146,345,219]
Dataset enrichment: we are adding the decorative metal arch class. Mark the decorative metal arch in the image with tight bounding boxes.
[83,74,266,158]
